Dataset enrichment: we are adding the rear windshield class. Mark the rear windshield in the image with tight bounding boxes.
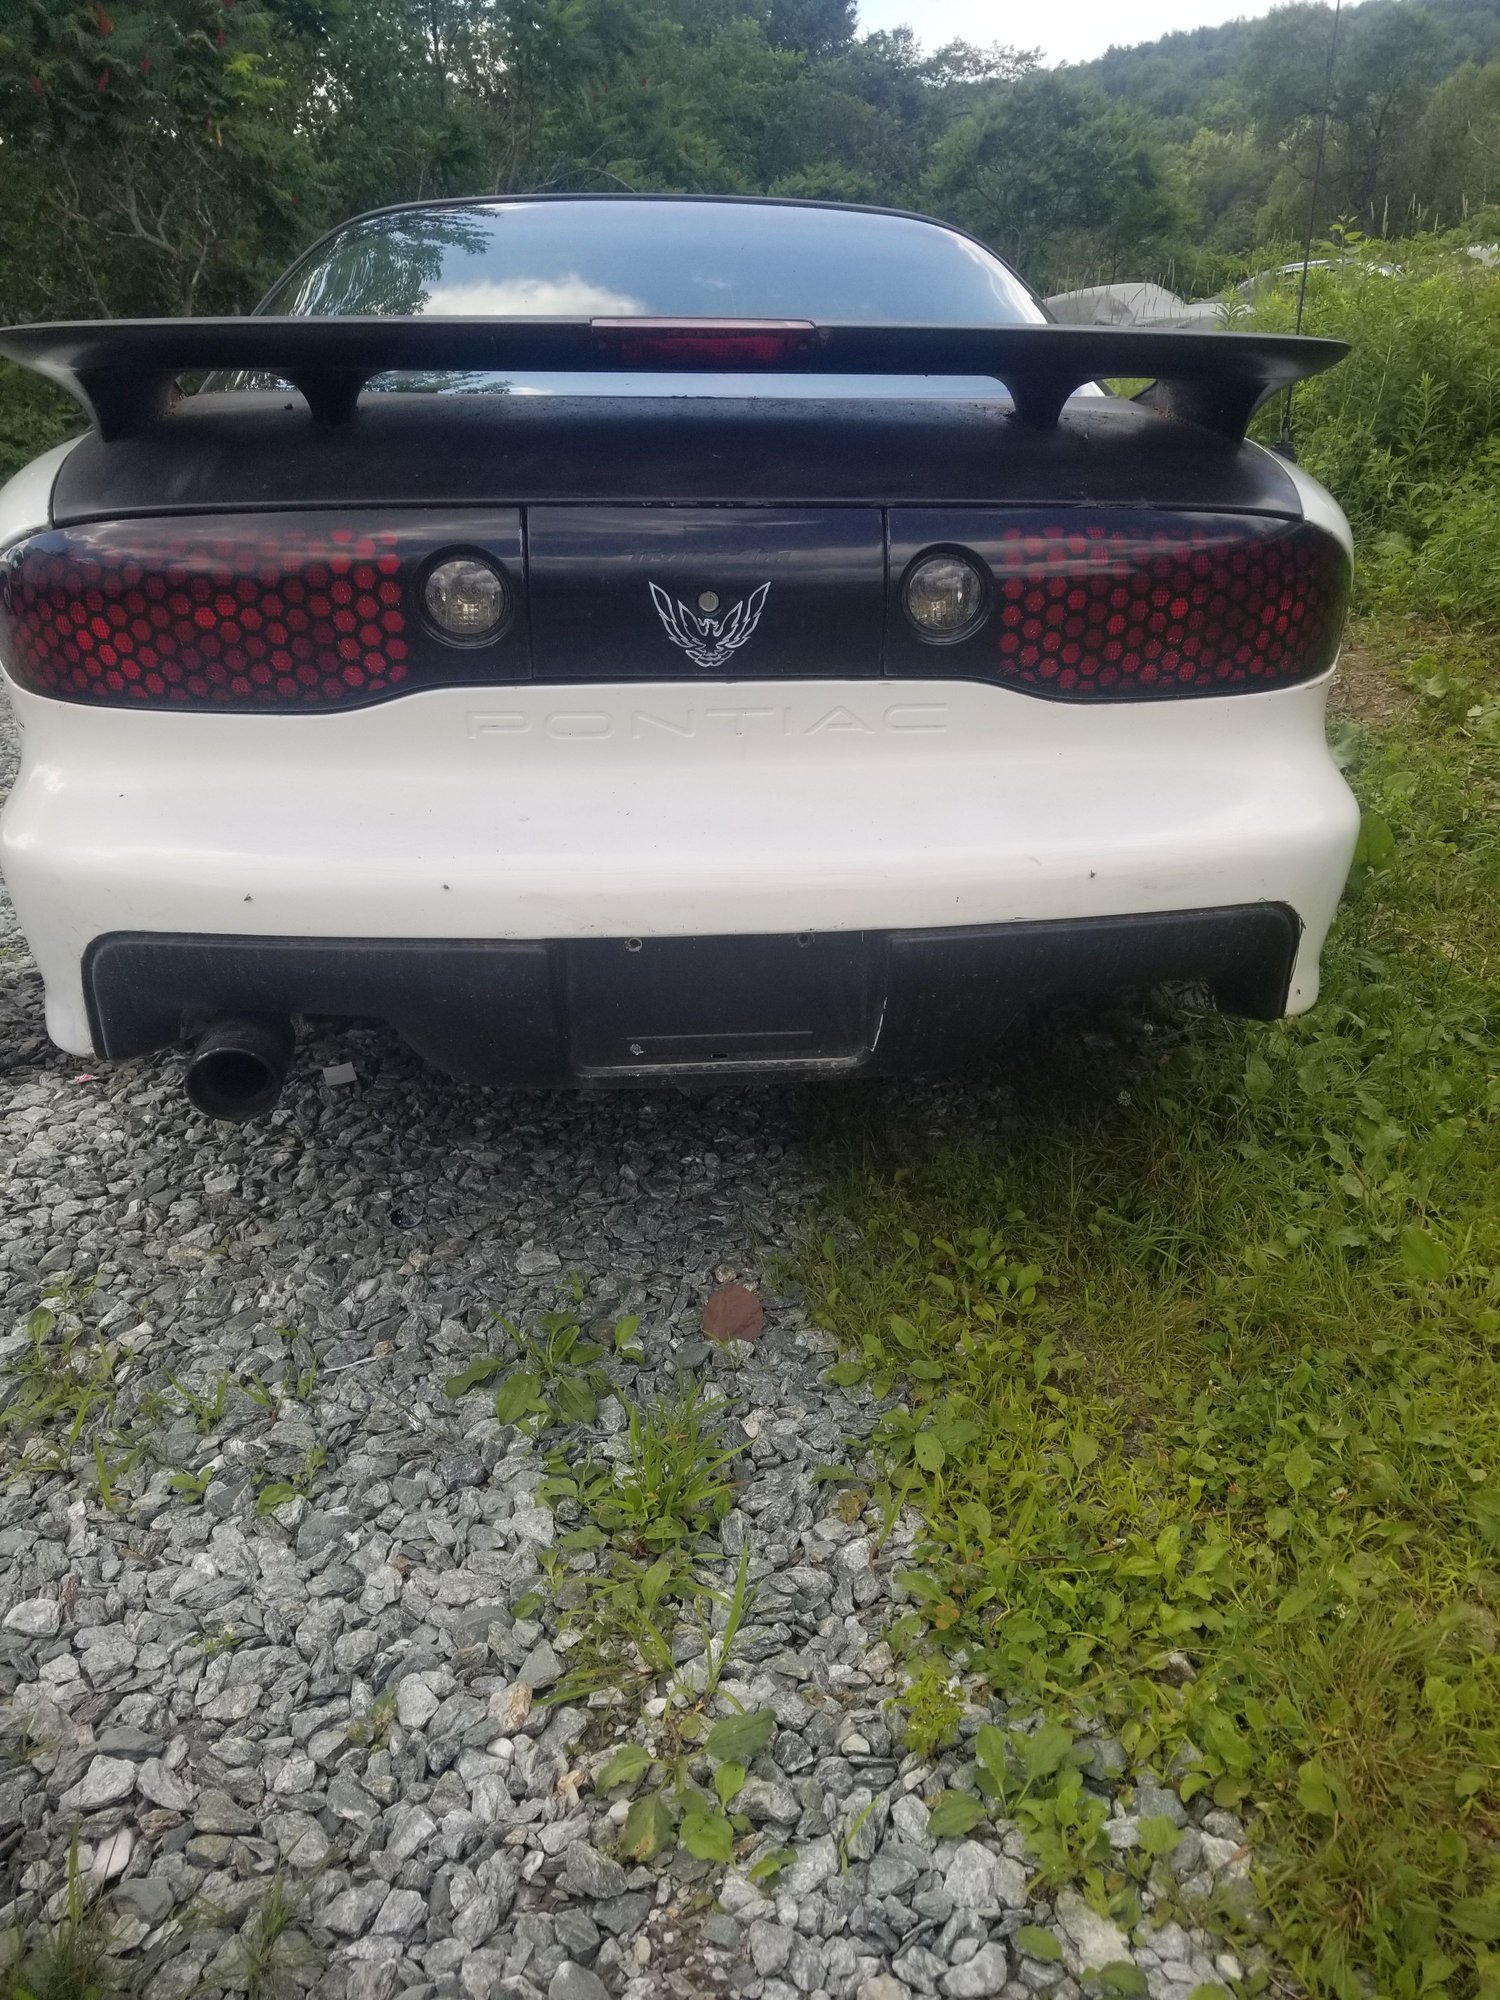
[260,199,1043,326]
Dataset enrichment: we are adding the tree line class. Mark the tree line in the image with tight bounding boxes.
[0,0,1497,329]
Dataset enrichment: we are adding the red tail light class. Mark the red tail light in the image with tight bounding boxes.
[591,318,817,367]
[1,505,1350,712]
[984,513,1349,698]
[0,512,520,710]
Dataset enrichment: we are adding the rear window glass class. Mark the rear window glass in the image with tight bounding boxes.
[261,199,1043,327]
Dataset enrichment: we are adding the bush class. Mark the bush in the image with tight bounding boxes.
[1247,240,1500,625]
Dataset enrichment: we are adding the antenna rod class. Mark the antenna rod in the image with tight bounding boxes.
[1279,0,1343,456]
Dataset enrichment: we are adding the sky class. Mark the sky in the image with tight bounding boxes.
[856,0,1280,67]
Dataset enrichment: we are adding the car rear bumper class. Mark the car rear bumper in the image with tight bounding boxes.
[84,907,1303,1084]
[0,673,1360,1065]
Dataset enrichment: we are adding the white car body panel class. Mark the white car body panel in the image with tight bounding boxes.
[3,663,1356,1058]
[0,438,80,542]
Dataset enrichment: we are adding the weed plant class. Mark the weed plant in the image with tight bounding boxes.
[542,1378,743,1706]
[1251,234,1500,632]
[1,1836,106,2000]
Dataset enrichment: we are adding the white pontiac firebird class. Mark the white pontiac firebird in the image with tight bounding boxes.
[0,195,1357,1120]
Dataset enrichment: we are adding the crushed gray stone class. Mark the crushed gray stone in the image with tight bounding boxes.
[0,701,1259,2000]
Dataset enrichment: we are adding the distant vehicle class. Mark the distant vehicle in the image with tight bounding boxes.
[1233,258,1400,300]
[0,196,1355,1120]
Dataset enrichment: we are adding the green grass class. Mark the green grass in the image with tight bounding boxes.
[0,1283,122,1480]
[228,1873,320,2000]
[800,619,1500,2000]
[0,1283,288,1500]
[2,1834,107,2000]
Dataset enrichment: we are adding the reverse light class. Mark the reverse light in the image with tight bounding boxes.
[423,555,509,642]
[903,553,987,640]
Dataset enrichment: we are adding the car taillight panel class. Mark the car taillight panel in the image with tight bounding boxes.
[0,510,523,710]
[888,509,1350,699]
[1,504,1350,711]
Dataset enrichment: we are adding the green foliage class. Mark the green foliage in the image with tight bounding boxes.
[1095,1968,1149,1998]
[748,1844,796,1883]
[165,1464,215,1502]
[539,1381,745,1705]
[600,1379,739,1546]
[896,1657,965,1756]
[254,1446,326,1516]
[1244,5,1449,235]
[347,1686,398,1747]
[705,1708,775,1763]
[548,1375,738,1558]
[226,1871,322,1999]
[0,365,79,487]
[1016,1925,1064,1962]
[587,1706,778,1871]
[194,1622,241,1660]
[0,0,329,327]
[620,1790,675,1861]
[1239,239,1500,672]
[445,1312,613,1433]
[0,1282,130,1484]
[597,1741,654,1790]
[802,633,1500,1997]
[925,1790,986,1838]
[0,0,1497,497]
[169,1368,229,1434]
[1251,241,1500,558]
[925,72,1191,293]
[1137,1815,1184,1858]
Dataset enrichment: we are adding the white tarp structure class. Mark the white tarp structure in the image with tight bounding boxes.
[1045,281,1224,328]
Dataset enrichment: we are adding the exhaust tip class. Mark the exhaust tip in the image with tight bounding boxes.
[185,1015,294,1122]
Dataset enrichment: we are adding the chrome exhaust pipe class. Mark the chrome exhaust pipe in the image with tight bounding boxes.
[184,1015,294,1122]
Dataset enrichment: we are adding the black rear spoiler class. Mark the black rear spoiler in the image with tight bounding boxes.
[0,316,1348,446]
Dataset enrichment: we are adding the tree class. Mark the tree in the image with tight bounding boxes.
[0,0,332,317]
[925,71,1192,291]
[764,0,854,59]
[1411,59,1500,222]
[0,0,1494,350]
[1245,1,1445,235]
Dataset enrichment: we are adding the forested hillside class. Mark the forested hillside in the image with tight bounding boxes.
[1,0,1497,449]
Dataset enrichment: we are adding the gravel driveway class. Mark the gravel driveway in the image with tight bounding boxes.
[0,706,1249,2000]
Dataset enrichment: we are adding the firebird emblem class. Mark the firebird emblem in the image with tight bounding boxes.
[649,581,770,671]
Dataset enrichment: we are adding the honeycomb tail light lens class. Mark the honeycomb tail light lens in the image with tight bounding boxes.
[982,512,1350,698]
[0,512,520,710]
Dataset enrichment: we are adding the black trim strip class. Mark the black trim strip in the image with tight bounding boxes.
[0,318,1347,444]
